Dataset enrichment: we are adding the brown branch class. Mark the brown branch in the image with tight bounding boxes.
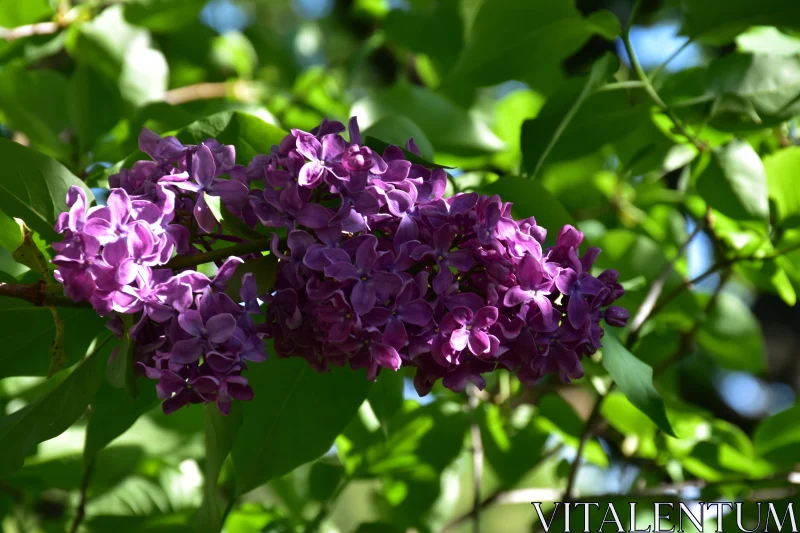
[163,81,256,105]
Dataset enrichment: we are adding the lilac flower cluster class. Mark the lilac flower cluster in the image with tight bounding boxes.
[250,118,629,394]
[53,136,264,414]
[53,115,628,414]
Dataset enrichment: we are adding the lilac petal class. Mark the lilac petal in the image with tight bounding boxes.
[472,306,499,329]
[503,286,534,307]
[351,281,376,315]
[432,267,453,295]
[371,272,403,297]
[205,351,237,373]
[212,179,250,206]
[400,300,433,326]
[468,330,491,355]
[107,189,132,225]
[386,189,413,216]
[363,306,392,326]
[296,134,322,161]
[321,133,346,160]
[554,267,578,294]
[102,239,129,266]
[193,143,216,189]
[194,193,219,233]
[325,262,360,281]
[371,343,401,371]
[296,203,331,229]
[355,236,378,271]
[567,293,589,329]
[82,217,113,240]
[206,313,237,343]
[348,116,362,145]
[517,255,544,289]
[432,225,455,252]
[383,319,407,350]
[163,389,191,414]
[115,258,138,285]
[381,159,411,182]
[449,328,469,351]
[227,378,254,401]
[298,162,325,187]
[170,338,204,364]
[394,215,419,248]
[534,294,554,329]
[441,307,473,332]
[328,321,353,343]
[445,250,473,271]
[138,127,161,158]
[288,230,316,258]
[214,256,244,285]
[449,192,478,214]
[178,310,205,337]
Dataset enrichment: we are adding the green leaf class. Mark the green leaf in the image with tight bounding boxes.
[176,111,287,164]
[0,299,106,379]
[0,210,22,253]
[446,0,619,92]
[521,54,616,178]
[351,85,504,156]
[0,65,69,157]
[124,0,208,32]
[11,221,48,277]
[73,5,168,107]
[490,89,545,172]
[366,370,405,428]
[706,53,800,126]
[0,0,52,27]
[765,146,800,224]
[83,380,159,465]
[363,116,435,162]
[696,292,766,372]
[68,64,124,153]
[737,26,800,56]
[481,176,572,236]
[602,332,676,437]
[107,314,139,398]
[0,137,94,242]
[231,350,371,495]
[681,0,800,44]
[0,334,113,476]
[696,139,769,221]
[210,31,258,79]
[199,404,241,533]
[203,193,264,242]
[383,0,463,75]
[753,403,800,466]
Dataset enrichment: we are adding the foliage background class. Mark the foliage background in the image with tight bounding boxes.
[0,0,800,532]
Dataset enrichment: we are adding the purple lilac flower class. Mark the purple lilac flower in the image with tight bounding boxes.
[53,117,628,414]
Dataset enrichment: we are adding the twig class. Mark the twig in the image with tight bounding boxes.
[0,21,62,41]
[69,460,94,533]
[468,384,483,533]
[621,1,706,152]
[595,81,646,92]
[562,385,611,501]
[303,476,350,533]
[648,39,694,80]
[164,81,256,105]
[629,219,704,336]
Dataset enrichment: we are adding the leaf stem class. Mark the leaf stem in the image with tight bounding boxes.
[621,2,707,152]
[69,459,94,533]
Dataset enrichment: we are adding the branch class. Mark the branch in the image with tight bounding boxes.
[468,383,483,533]
[0,21,62,41]
[621,1,706,152]
[163,81,257,105]
[69,459,94,533]
[165,240,271,270]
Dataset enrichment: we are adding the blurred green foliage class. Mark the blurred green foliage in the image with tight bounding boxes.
[0,0,800,532]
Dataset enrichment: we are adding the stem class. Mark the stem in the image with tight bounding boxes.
[303,476,349,533]
[621,2,707,152]
[70,460,94,533]
[164,240,271,270]
[563,384,612,501]
[595,81,646,92]
[468,384,483,533]
[649,39,694,80]
[164,82,256,105]
[0,21,62,41]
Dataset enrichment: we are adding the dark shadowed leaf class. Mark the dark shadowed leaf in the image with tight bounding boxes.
[696,292,766,373]
[231,350,371,494]
[681,0,800,44]
[521,54,616,178]
[0,138,94,241]
[199,404,241,533]
[124,0,208,32]
[0,335,113,476]
[83,380,159,464]
[602,332,676,437]
[68,64,124,153]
